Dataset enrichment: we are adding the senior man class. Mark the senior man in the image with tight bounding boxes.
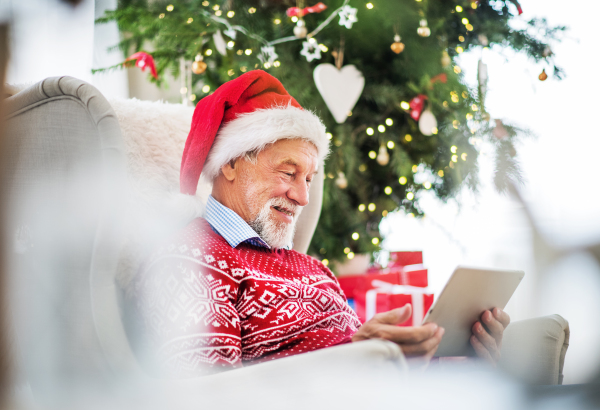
[131,70,509,377]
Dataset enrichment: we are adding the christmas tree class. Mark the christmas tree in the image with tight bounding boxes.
[96,0,565,265]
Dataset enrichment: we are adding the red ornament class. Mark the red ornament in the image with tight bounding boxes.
[125,52,158,79]
[409,94,428,121]
[286,2,327,17]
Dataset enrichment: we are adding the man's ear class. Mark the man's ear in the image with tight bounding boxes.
[220,159,238,181]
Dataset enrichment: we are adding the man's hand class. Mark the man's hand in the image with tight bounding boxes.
[352,304,444,360]
[470,307,510,366]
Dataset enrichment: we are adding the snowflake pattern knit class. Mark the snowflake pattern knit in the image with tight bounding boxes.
[132,218,362,377]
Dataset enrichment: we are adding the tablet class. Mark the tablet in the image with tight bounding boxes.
[422,266,524,357]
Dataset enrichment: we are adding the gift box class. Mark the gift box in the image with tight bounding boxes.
[389,251,423,268]
[354,281,434,326]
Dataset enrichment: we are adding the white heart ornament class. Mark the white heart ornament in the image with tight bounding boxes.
[313,64,364,124]
[418,109,437,136]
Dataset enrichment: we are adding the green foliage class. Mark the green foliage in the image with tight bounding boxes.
[97,0,565,264]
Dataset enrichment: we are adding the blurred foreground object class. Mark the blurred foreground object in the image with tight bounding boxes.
[0,77,571,408]
[0,21,10,410]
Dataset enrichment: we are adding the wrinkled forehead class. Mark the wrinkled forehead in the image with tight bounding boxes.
[260,139,320,173]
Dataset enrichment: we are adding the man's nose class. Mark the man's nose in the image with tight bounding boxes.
[288,179,310,207]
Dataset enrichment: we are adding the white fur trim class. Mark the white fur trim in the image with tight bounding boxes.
[202,105,329,180]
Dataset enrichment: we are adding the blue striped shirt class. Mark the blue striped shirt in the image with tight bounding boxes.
[204,195,291,250]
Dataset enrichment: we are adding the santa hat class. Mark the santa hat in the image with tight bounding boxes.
[180,70,329,195]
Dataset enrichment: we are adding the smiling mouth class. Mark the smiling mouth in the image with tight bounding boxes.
[272,205,294,217]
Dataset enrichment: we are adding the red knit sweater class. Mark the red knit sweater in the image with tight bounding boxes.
[132,218,361,377]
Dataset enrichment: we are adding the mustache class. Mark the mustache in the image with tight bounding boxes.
[267,196,301,218]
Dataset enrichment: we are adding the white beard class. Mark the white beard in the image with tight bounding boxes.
[248,196,302,249]
[243,178,302,249]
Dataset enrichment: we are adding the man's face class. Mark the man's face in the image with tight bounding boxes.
[237,139,318,249]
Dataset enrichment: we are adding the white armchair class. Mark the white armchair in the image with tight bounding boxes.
[2,77,569,400]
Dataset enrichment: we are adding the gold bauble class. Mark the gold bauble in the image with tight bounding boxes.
[192,60,207,74]
[376,144,389,166]
[335,172,348,189]
[391,42,405,54]
[417,19,431,37]
[538,69,548,81]
[441,50,451,67]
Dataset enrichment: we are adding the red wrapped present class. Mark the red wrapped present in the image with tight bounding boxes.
[354,280,434,325]
[389,251,423,268]
[338,271,399,300]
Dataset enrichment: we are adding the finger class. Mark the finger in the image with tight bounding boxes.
[370,322,439,344]
[472,321,500,361]
[481,310,505,346]
[372,305,412,326]
[470,335,496,366]
[401,327,444,358]
[493,307,510,328]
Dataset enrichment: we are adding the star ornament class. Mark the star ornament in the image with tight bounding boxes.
[300,40,322,62]
[258,46,278,65]
[338,5,358,29]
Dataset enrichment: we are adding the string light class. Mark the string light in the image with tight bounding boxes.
[378,125,386,133]
[205,49,213,56]
[347,252,355,259]
[359,164,367,172]
[240,66,248,72]
[372,238,380,245]
[450,146,457,153]
[424,181,432,189]
[466,24,473,31]
[215,10,222,16]
[386,118,393,126]
[456,46,464,54]
[344,247,351,254]
[443,101,449,107]
[400,101,410,110]
[326,132,333,140]
[248,7,256,13]
[461,153,468,161]
[227,69,235,76]
[452,155,458,162]
[213,4,219,10]
[458,35,465,42]
[454,66,462,74]
[245,49,252,55]
[382,210,389,217]
[291,16,298,22]
[399,176,407,185]
[358,204,366,212]
[166,4,174,11]
[190,94,196,101]
[368,151,376,159]
[366,127,374,135]
[227,11,235,17]
[462,91,469,98]
[319,44,328,52]
[387,141,395,149]
[432,127,438,134]
[384,186,392,195]
[274,18,281,24]
[471,1,478,8]
[227,41,235,48]
[407,192,414,200]
[366,3,374,9]
[352,232,360,240]
[322,259,329,266]
[368,203,376,212]
[180,87,188,94]
[471,104,478,111]
[236,50,243,55]
[202,1,209,5]
[451,94,459,103]
[438,170,444,177]
[159,13,165,18]
[412,165,418,172]
[405,134,412,142]
[456,5,463,12]
[466,113,473,120]
[462,18,469,25]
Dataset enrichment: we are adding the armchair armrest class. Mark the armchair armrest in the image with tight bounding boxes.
[499,314,569,385]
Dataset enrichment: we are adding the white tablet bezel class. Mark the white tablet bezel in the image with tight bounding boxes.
[422,266,524,357]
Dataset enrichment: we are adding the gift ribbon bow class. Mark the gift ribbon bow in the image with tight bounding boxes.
[286,2,327,17]
[125,52,158,79]
[366,280,430,325]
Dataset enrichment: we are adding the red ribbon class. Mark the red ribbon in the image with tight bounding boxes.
[430,73,447,85]
[286,2,327,17]
[125,52,158,79]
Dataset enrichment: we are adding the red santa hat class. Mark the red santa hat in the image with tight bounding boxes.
[180,70,329,195]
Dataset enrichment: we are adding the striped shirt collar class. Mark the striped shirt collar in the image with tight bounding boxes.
[204,195,291,250]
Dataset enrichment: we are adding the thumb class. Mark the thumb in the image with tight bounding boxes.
[373,304,412,325]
